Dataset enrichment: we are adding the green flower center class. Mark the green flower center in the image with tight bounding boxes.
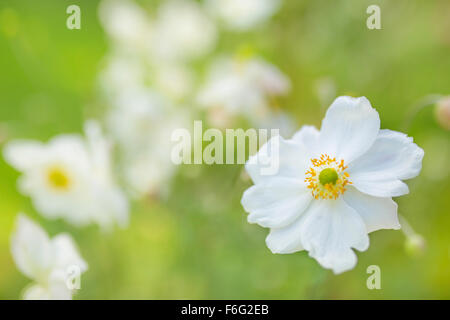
[319,168,338,186]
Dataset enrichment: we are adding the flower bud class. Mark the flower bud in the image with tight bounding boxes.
[405,234,426,257]
[435,96,450,130]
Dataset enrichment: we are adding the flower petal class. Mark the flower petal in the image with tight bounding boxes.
[242,178,312,228]
[348,129,424,197]
[23,284,51,300]
[3,141,45,171]
[10,214,54,281]
[319,96,380,163]
[51,234,88,272]
[343,186,400,233]
[265,214,307,254]
[245,135,309,184]
[299,198,369,274]
[292,125,320,155]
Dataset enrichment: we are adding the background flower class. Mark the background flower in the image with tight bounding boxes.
[3,121,129,230]
[11,214,87,300]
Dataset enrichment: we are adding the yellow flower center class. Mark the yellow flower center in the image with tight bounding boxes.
[305,154,351,200]
[46,166,71,191]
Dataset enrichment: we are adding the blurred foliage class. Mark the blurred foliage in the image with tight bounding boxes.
[0,0,449,299]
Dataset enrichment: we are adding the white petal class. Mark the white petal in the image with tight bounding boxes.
[292,125,320,154]
[47,269,74,300]
[319,96,380,163]
[23,284,51,300]
[241,178,312,228]
[24,271,73,300]
[299,199,369,274]
[265,212,307,254]
[51,234,88,272]
[3,141,45,171]
[343,187,400,233]
[10,214,53,281]
[348,179,409,198]
[348,129,424,197]
[245,135,310,184]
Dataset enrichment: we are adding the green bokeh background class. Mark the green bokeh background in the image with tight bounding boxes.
[0,0,449,299]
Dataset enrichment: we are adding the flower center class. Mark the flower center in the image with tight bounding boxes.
[319,168,338,186]
[46,166,71,191]
[305,154,351,200]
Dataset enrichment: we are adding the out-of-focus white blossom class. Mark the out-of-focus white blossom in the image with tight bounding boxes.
[98,52,146,99]
[99,0,152,52]
[315,77,337,109]
[99,51,194,103]
[153,63,194,102]
[150,0,217,62]
[256,110,297,139]
[108,88,190,198]
[197,56,290,127]
[11,214,87,300]
[206,0,281,31]
[3,121,129,230]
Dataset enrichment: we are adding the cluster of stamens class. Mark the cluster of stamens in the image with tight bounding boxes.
[305,154,351,200]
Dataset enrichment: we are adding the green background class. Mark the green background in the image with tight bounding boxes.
[0,0,449,299]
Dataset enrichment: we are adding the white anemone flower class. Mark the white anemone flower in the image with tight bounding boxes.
[206,0,281,31]
[3,121,129,230]
[150,0,217,62]
[241,96,424,274]
[197,56,290,127]
[11,214,88,300]
[108,88,189,197]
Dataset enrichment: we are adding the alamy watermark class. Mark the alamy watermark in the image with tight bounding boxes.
[66,264,82,291]
[366,265,381,290]
[66,5,81,30]
[366,5,381,30]
[171,121,281,176]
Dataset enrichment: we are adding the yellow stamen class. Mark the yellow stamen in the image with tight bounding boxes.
[46,166,71,191]
[304,154,351,200]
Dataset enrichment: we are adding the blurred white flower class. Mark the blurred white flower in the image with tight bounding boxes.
[242,96,424,274]
[153,63,194,102]
[3,121,129,230]
[108,88,189,198]
[99,50,195,103]
[99,0,152,52]
[98,52,146,99]
[256,110,297,139]
[150,0,217,62]
[11,214,88,300]
[197,56,290,127]
[314,77,337,110]
[206,0,281,31]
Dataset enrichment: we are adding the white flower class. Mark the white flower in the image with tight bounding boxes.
[98,0,152,51]
[206,0,281,31]
[150,0,217,62]
[152,63,194,102]
[107,88,189,197]
[11,214,88,300]
[197,56,290,126]
[3,121,129,230]
[241,96,424,274]
[98,52,146,99]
